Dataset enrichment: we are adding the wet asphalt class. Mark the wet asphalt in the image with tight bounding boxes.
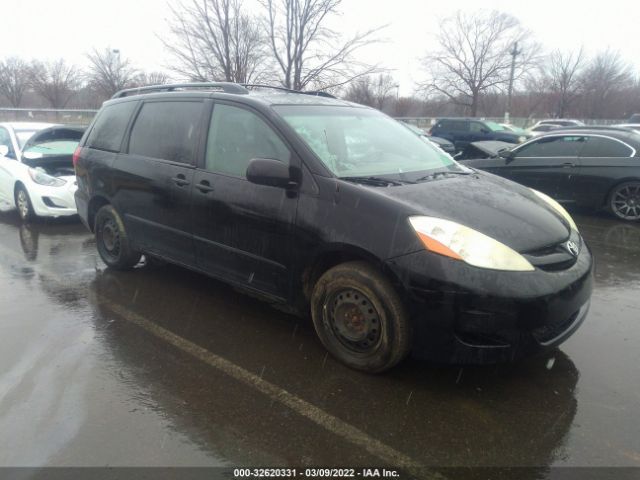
[0,203,638,478]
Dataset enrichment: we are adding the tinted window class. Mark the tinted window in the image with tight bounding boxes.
[86,101,137,152]
[205,104,290,177]
[436,120,467,132]
[580,136,633,158]
[515,136,584,157]
[0,127,11,150]
[470,122,485,133]
[129,101,203,164]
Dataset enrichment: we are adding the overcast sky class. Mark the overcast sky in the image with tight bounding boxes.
[1,0,638,94]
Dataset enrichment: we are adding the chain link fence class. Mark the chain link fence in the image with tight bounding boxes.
[0,108,98,125]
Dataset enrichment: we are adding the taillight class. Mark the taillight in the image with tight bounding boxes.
[72,146,82,169]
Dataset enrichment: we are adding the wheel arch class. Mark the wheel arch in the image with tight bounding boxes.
[87,195,111,232]
[603,177,640,207]
[300,244,402,302]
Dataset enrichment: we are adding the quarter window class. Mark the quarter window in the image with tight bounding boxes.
[580,136,633,158]
[205,104,290,177]
[129,101,203,164]
[86,101,137,152]
[515,136,585,157]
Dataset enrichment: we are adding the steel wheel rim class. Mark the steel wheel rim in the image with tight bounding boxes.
[325,288,382,353]
[612,184,640,220]
[100,218,121,258]
[17,190,29,218]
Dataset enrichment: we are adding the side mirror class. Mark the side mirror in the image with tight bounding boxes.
[246,158,293,188]
[0,145,9,157]
[499,150,515,161]
[481,128,490,134]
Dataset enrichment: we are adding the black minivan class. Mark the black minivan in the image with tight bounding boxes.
[74,83,593,372]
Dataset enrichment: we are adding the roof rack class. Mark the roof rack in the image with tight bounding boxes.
[241,84,336,99]
[111,82,249,99]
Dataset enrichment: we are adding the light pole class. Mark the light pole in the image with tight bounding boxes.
[505,42,521,124]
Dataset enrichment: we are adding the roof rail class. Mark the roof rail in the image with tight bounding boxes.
[555,125,635,133]
[241,84,336,99]
[111,82,249,99]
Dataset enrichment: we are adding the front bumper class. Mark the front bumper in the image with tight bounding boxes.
[385,241,594,364]
[29,177,78,218]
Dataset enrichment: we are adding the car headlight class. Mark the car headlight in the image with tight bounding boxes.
[518,136,526,143]
[408,216,534,271]
[530,189,578,232]
[28,168,66,187]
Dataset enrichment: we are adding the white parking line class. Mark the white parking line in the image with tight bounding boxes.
[0,241,443,479]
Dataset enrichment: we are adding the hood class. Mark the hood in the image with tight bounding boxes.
[467,140,513,157]
[21,125,85,151]
[375,171,571,253]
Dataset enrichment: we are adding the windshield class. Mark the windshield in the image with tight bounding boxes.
[485,121,507,132]
[15,130,37,149]
[23,140,79,158]
[275,106,457,178]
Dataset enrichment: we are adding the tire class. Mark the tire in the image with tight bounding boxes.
[14,185,36,222]
[310,261,411,373]
[608,181,640,221]
[94,204,141,269]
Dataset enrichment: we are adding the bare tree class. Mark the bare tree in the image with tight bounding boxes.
[421,10,535,116]
[344,74,397,110]
[164,0,266,83]
[133,71,171,86]
[580,49,633,118]
[260,0,382,91]
[29,59,82,108]
[86,48,138,99]
[0,57,31,107]
[542,48,586,118]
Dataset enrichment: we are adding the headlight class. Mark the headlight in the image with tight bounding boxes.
[28,168,66,187]
[518,136,526,143]
[408,216,534,271]
[530,189,578,232]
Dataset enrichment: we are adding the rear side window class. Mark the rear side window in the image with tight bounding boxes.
[86,101,137,152]
[205,104,290,178]
[516,136,585,157]
[128,101,203,164]
[580,136,633,158]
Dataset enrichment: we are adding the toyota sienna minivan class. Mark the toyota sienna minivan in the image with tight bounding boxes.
[74,83,593,373]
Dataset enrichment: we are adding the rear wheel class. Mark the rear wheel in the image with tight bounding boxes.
[94,205,141,269]
[311,261,411,373]
[608,181,640,221]
[15,185,36,222]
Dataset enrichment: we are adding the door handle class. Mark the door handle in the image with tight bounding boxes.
[562,162,575,168]
[172,175,190,187]
[196,180,214,193]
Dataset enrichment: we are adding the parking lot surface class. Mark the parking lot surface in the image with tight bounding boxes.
[0,204,639,477]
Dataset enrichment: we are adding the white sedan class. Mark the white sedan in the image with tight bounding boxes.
[0,122,84,221]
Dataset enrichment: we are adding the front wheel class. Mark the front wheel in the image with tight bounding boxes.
[609,181,640,221]
[15,185,36,222]
[94,205,141,269]
[311,261,411,373]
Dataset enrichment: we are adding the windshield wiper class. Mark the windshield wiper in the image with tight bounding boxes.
[415,170,472,182]
[340,176,412,187]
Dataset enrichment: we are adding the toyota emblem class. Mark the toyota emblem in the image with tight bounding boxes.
[565,240,579,256]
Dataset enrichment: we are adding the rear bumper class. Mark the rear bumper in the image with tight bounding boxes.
[385,240,594,364]
[74,189,90,230]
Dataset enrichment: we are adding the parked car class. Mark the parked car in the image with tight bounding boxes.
[0,123,84,221]
[75,82,592,372]
[627,114,640,123]
[458,127,640,221]
[500,123,529,136]
[528,123,564,136]
[613,123,640,133]
[531,119,585,129]
[429,118,529,150]
[401,121,456,155]
[454,140,514,160]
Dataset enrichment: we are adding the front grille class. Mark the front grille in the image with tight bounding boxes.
[523,232,582,271]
